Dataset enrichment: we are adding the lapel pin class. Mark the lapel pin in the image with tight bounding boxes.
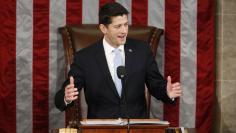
[128,49,133,52]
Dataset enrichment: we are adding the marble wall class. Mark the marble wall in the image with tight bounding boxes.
[214,0,236,132]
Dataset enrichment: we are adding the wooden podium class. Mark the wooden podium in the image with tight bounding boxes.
[81,124,168,133]
[51,125,168,133]
[50,119,169,133]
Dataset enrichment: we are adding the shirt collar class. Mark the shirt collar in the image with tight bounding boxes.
[103,38,124,54]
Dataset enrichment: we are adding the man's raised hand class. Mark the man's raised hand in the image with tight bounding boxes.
[64,76,79,103]
[166,76,182,99]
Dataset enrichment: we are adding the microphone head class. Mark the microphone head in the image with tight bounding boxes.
[117,66,126,79]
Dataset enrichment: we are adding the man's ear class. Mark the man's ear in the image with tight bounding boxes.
[99,24,107,34]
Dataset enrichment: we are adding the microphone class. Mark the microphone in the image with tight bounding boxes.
[117,66,126,79]
[117,66,129,133]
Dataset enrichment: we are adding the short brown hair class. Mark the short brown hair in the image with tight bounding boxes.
[99,2,129,25]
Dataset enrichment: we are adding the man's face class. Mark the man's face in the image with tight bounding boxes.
[100,15,128,47]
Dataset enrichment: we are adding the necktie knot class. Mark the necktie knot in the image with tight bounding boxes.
[113,48,121,55]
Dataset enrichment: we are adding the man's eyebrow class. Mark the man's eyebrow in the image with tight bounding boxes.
[113,22,129,26]
[113,24,120,26]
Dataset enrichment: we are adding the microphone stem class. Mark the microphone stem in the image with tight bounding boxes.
[127,117,130,133]
[117,66,129,133]
[122,79,130,133]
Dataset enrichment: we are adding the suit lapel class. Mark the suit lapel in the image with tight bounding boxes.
[94,41,121,98]
[124,40,136,79]
[121,40,136,98]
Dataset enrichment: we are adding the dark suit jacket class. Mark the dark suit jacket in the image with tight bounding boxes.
[55,38,174,119]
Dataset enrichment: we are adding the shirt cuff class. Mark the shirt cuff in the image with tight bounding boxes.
[64,97,72,106]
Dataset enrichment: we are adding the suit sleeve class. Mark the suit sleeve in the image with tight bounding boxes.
[144,45,174,104]
[54,52,86,111]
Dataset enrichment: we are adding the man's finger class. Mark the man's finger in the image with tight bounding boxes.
[172,82,180,87]
[70,76,74,85]
[167,76,172,84]
[67,93,78,101]
[66,87,78,97]
[167,76,172,92]
[71,96,78,101]
[65,84,74,90]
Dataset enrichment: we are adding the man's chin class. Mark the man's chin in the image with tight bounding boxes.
[118,42,126,46]
[119,39,126,45]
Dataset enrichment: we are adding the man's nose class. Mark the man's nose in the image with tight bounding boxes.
[120,25,128,33]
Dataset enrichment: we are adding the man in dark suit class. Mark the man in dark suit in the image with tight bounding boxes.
[55,2,182,119]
